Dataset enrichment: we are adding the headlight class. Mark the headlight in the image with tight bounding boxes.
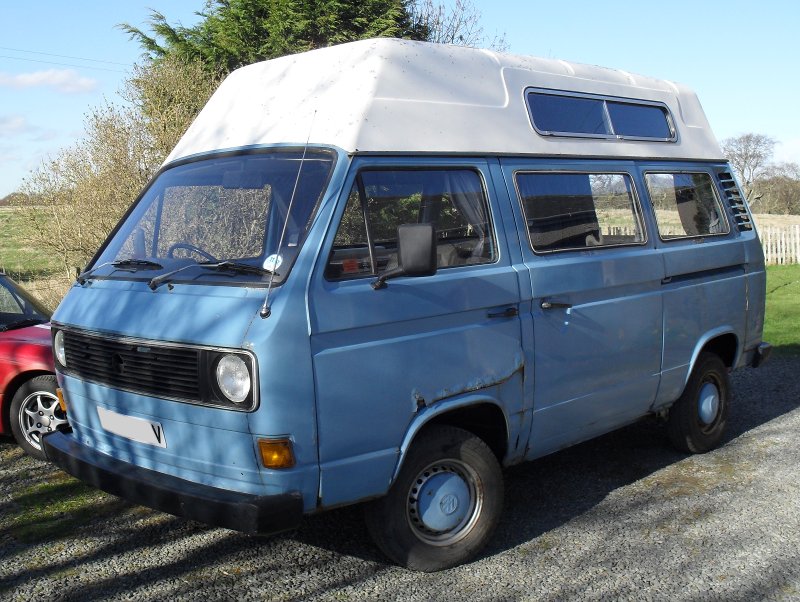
[215,354,251,403]
[54,330,67,367]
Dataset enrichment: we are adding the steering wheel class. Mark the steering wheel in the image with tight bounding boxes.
[166,242,218,262]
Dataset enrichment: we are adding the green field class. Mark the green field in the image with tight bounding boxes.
[763,264,800,355]
[0,207,61,280]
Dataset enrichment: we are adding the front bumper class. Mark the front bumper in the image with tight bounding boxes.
[43,431,303,535]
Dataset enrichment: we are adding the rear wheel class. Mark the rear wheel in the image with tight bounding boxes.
[9,375,64,460]
[667,352,730,453]
[364,425,503,571]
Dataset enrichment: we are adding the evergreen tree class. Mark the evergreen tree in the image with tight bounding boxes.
[121,0,427,74]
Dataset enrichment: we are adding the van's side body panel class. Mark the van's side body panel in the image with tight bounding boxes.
[498,159,665,458]
[307,157,526,506]
[637,162,757,407]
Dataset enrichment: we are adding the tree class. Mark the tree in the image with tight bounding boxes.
[721,133,776,203]
[0,192,27,207]
[120,0,507,75]
[758,162,800,215]
[120,0,428,74]
[409,0,508,50]
[125,55,223,159]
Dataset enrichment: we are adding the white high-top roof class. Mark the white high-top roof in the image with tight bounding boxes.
[166,38,724,164]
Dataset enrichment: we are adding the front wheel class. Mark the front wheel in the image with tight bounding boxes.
[364,425,503,571]
[9,374,65,461]
[667,352,730,453]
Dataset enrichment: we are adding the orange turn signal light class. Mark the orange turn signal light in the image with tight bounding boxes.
[56,388,67,413]
[258,438,295,469]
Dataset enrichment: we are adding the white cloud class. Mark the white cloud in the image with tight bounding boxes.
[0,69,96,94]
[0,115,30,135]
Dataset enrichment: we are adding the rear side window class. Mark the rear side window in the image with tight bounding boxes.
[527,90,674,141]
[644,172,729,239]
[606,101,672,139]
[515,172,645,252]
[325,169,496,280]
[528,94,608,136]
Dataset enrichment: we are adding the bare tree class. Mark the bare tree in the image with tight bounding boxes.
[409,0,508,50]
[758,162,800,214]
[721,133,776,203]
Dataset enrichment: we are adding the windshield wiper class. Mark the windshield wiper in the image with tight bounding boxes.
[149,261,276,291]
[112,258,163,270]
[77,259,164,284]
[0,318,47,332]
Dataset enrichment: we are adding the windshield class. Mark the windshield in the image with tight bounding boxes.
[0,276,50,330]
[91,149,336,286]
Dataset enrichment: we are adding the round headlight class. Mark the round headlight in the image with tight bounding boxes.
[54,330,67,367]
[215,354,251,404]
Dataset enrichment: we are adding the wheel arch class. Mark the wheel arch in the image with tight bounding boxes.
[392,396,509,484]
[685,329,739,388]
[1,370,54,435]
[701,333,739,369]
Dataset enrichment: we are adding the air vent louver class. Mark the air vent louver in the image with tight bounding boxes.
[717,171,753,232]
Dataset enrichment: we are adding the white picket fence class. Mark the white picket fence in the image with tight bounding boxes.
[760,225,800,265]
[603,224,800,265]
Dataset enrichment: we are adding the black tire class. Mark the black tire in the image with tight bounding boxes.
[364,425,503,572]
[667,352,730,453]
[9,375,64,461]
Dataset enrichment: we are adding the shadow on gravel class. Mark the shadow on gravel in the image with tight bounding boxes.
[1,356,798,598]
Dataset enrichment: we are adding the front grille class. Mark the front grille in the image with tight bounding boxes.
[62,330,202,402]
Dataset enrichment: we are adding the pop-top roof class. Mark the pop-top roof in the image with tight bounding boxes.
[166,38,724,164]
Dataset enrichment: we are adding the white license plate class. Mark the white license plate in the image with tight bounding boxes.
[97,406,167,448]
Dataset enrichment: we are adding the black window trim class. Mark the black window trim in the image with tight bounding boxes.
[525,87,678,143]
[643,169,731,242]
[513,169,649,255]
[325,165,501,282]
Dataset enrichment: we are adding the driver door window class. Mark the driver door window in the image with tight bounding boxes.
[325,169,496,280]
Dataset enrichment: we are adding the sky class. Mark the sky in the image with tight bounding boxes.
[1,0,797,198]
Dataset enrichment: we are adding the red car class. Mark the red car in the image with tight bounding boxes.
[0,274,63,460]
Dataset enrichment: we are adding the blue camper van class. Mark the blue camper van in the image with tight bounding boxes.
[44,39,770,571]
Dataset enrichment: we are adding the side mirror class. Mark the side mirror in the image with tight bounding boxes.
[372,223,437,290]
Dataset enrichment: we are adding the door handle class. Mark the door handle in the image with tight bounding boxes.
[488,307,519,318]
[540,300,572,310]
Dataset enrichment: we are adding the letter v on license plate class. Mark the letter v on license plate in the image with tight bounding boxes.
[97,406,167,448]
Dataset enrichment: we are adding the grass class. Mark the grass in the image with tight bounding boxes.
[763,264,800,355]
[0,207,61,280]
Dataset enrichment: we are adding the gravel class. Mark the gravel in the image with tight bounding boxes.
[2,356,800,601]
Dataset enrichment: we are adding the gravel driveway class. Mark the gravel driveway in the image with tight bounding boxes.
[2,357,800,601]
